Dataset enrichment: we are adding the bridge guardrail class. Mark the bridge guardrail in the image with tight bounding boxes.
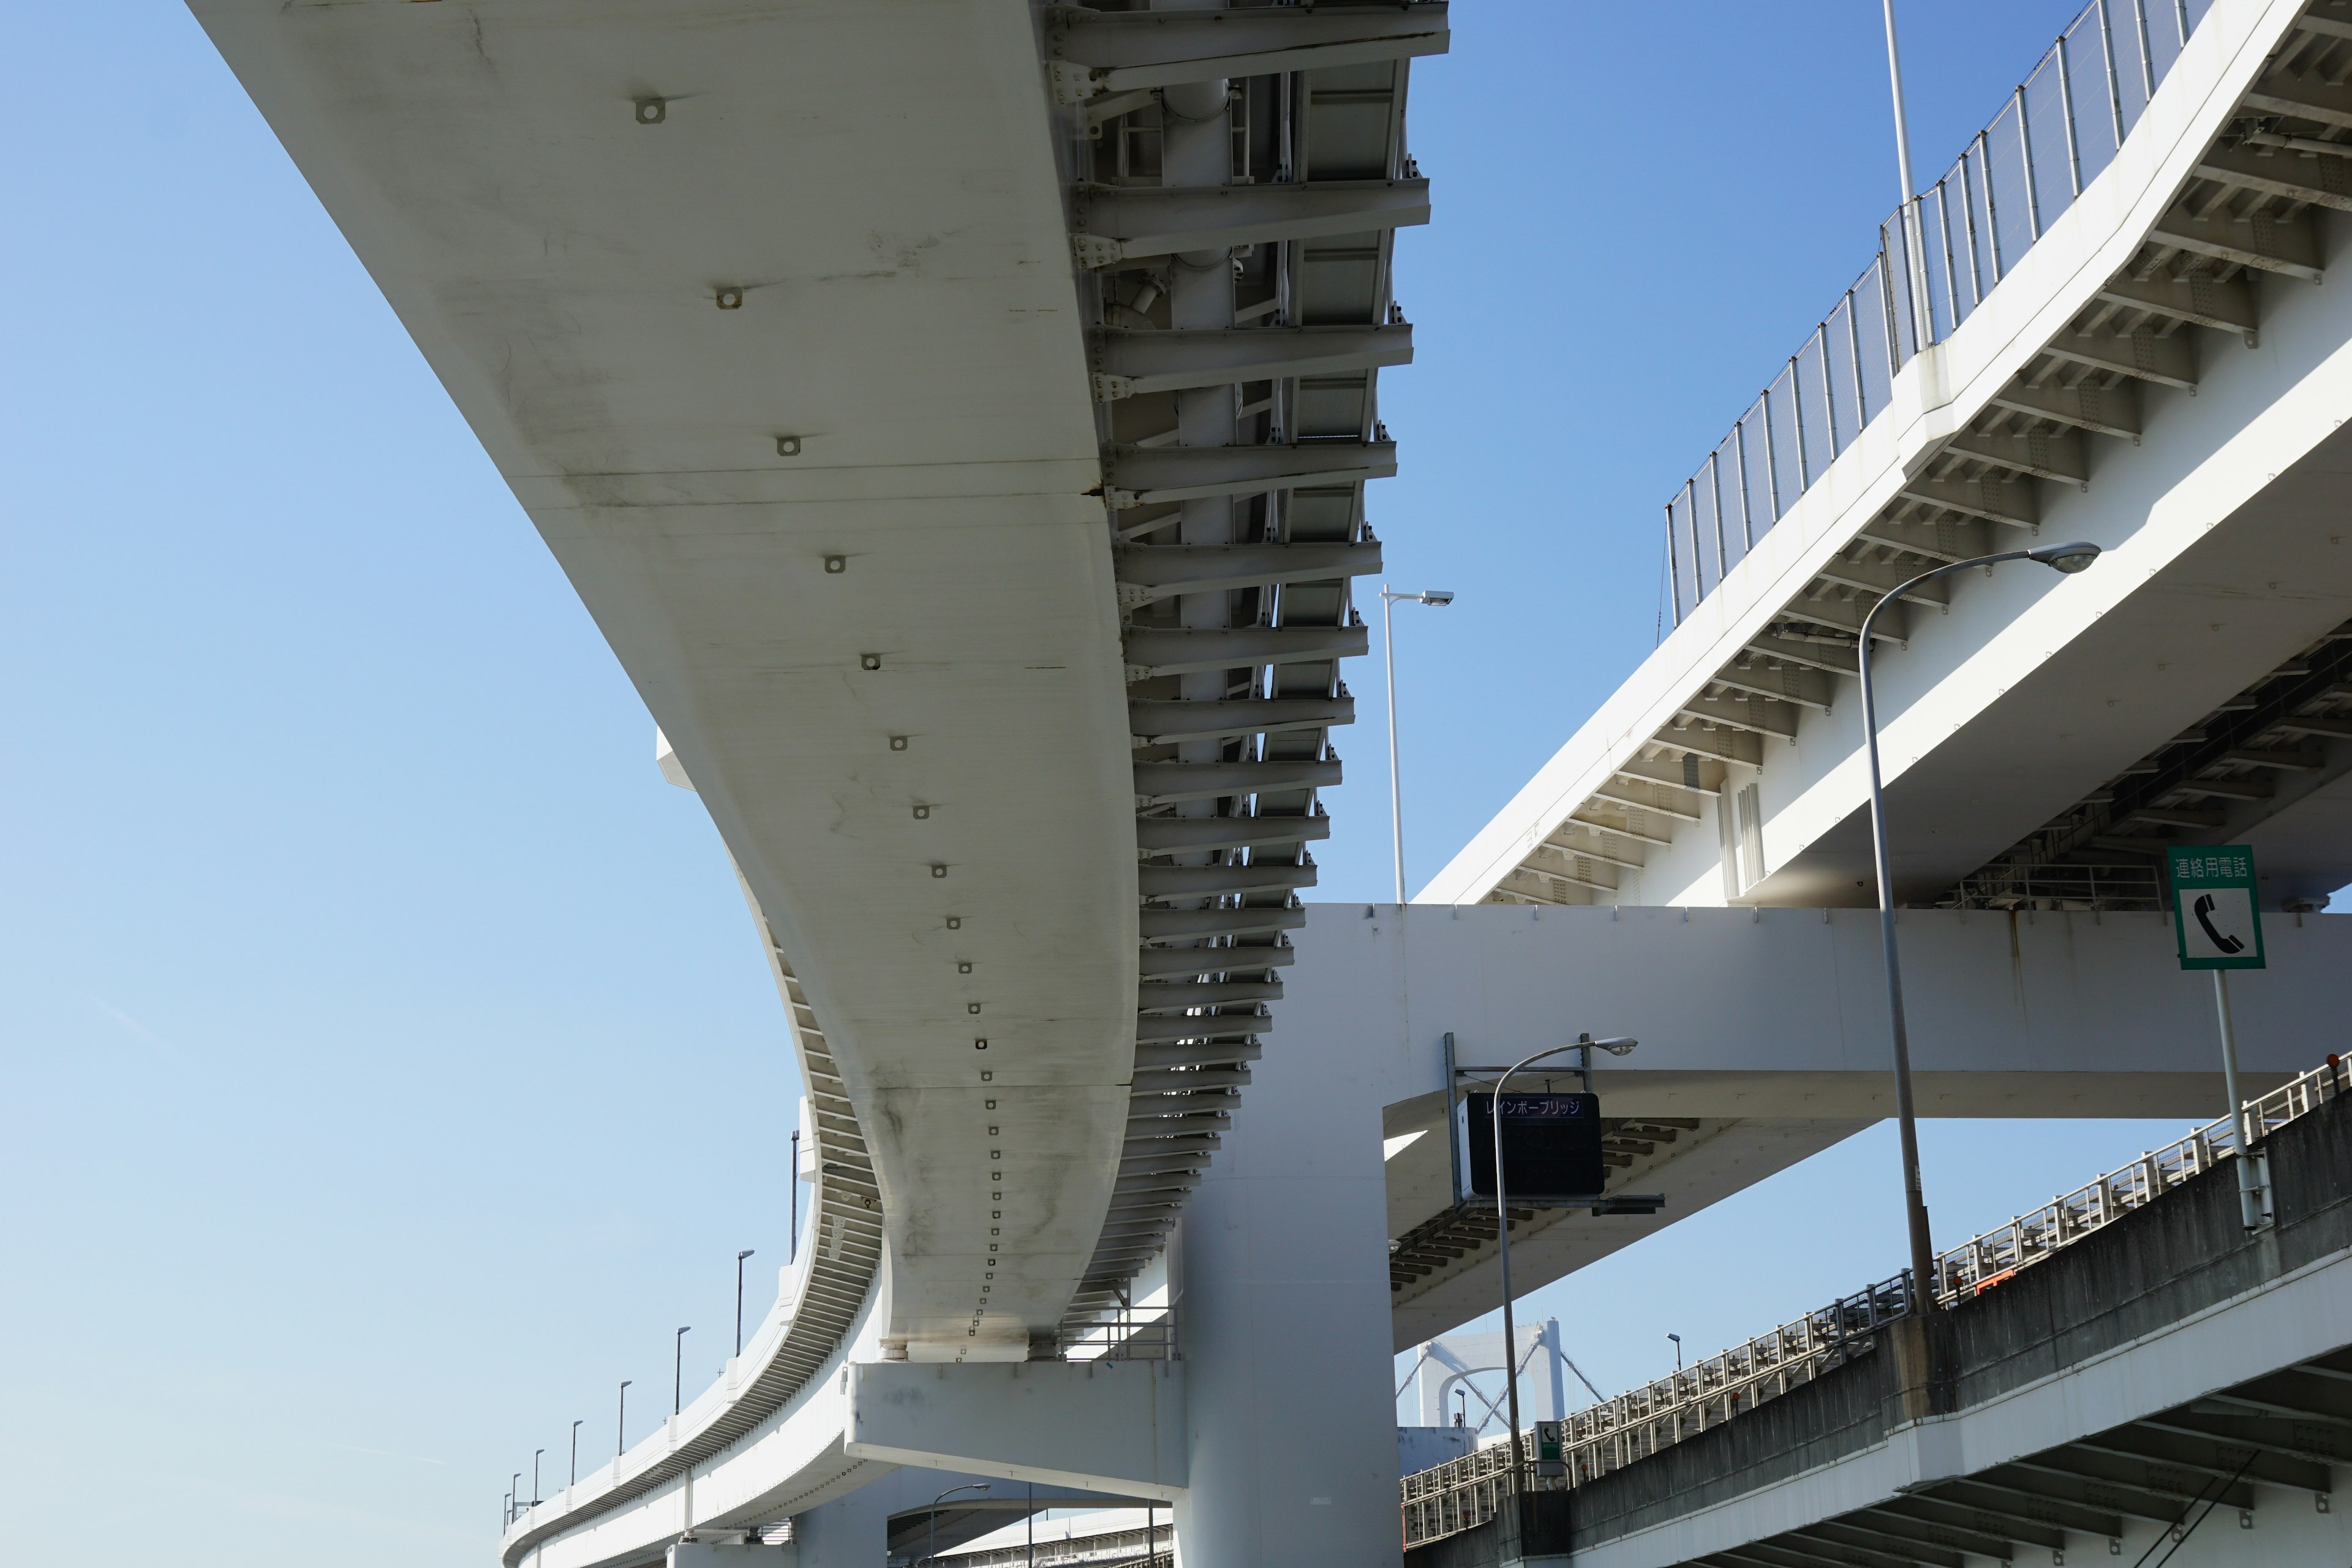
[1932,1049,2350,1299]
[1665,0,2214,626]
[1402,1049,2351,1547]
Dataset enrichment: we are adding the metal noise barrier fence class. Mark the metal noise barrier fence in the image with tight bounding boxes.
[1400,1052,2351,1548]
[1664,0,2214,627]
[1060,1302,1177,1362]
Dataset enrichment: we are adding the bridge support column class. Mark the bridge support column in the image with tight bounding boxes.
[1173,916,1405,1568]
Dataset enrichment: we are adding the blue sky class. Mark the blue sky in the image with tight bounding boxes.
[1,4,2250,1563]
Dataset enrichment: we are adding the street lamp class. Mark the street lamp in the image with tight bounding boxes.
[616,1380,631,1457]
[673,1327,691,1415]
[1488,1033,1635,1488]
[532,1449,543,1507]
[1857,541,2100,1313]
[1668,1332,1683,1373]
[790,1130,802,1261]
[736,1249,756,1355]
[570,1419,582,1487]
[928,1482,990,1564]
[511,1472,522,1523]
[1880,1,1935,350]
[1379,584,1457,904]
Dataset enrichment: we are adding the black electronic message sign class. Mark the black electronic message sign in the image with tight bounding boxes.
[1459,1092,1605,1202]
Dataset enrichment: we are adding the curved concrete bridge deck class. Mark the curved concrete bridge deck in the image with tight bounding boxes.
[181,2,1442,1563]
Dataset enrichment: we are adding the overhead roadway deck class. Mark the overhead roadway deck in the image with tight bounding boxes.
[182,1,1444,1564]
[1427,0,2352,915]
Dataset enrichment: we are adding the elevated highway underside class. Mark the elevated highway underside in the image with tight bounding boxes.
[186,2,1443,1563]
[194,0,1134,1365]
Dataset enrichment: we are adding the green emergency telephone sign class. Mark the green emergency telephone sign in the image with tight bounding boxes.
[2166,845,2266,971]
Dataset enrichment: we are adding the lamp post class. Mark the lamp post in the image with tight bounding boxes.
[736,1249,756,1355]
[532,1449,543,1507]
[1880,1,1935,347]
[1488,1033,1635,1488]
[570,1420,582,1487]
[616,1380,631,1457]
[1379,584,1456,904]
[790,1130,802,1261]
[1668,1333,1683,1373]
[674,1327,690,1415]
[928,1483,990,1564]
[511,1472,522,1523]
[1857,541,2101,1311]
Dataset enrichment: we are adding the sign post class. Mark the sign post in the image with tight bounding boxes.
[2165,845,2271,1231]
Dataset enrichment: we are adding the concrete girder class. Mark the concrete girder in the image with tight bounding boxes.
[2149,210,2323,282]
[1142,816,1296,867]
[1088,324,1411,401]
[1046,2,1447,98]
[2040,325,2199,389]
[1131,758,1341,807]
[1133,1041,1261,1071]
[1679,692,1801,741]
[1743,630,1860,677]
[2192,141,2352,213]
[1542,829,1649,872]
[2095,270,2260,334]
[1566,807,1677,848]
[1710,662,1836,715]
[1770,590,1910,643]
[1121,624,1368,680]
[845,1362,1186,1499]
[1113,540,1381,605]
[1814,551,1951,602]
[1131,941,1293,978]
[1942,426,2089,485]
[1071,179,1428,265]
[1501,864,1615,899]
[1135,979,1282,1012]
[1617,756,1724,797]
[1586,779,1705,822]
[1134,862,1316,900]
[1128,696,1354,747]
[1855,513,1997,564]
[1133,1013,1272,1045]
[2242,79,2352,134]
[1661,723,1766,767]
[1986,375,2142,437]
[1894,471,2041,527]
[1136,905,1303,944]
[1100,442,1395,510]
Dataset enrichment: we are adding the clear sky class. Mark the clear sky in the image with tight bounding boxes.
[0,4,2274,1565]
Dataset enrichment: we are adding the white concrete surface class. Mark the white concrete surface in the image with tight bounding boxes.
[845,1362,1186,1500]
[186,0,1131,1370]
[1304,902,2352,1338]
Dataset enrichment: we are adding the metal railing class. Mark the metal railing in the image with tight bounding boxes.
[1059,1302,1178,1362]
[1666,0,2214,625]
[1402,1049,2350,1546]
[1941,861,2165,911]
[1931,1050,2350,1299]
[1400,1431,1548,1549]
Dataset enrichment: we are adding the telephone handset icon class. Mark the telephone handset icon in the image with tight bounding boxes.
[2192,892,2246,955]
